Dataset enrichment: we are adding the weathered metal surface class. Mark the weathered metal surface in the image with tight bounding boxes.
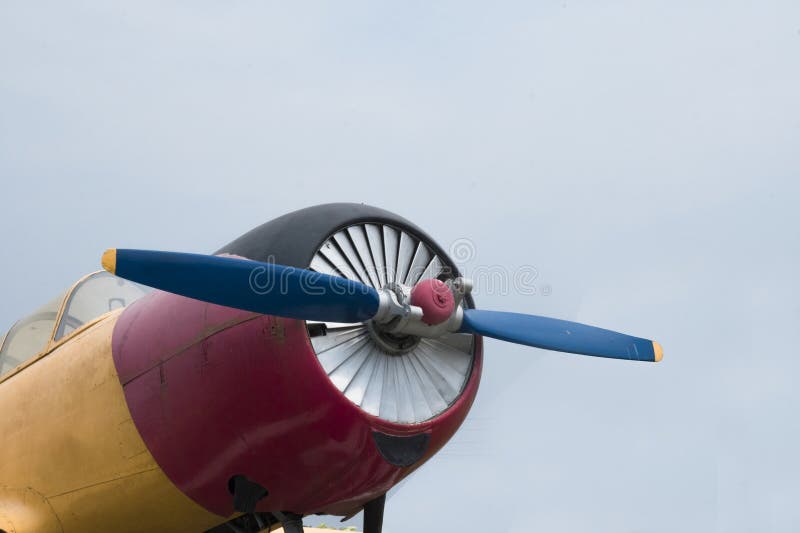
[0,312,223,532]
[113,290,483,518]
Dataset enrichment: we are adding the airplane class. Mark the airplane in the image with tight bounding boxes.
[0,203,662,533]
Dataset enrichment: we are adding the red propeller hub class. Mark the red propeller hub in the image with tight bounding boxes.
[410,278,456,325]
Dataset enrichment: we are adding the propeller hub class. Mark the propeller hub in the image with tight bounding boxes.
[410,278,455,325]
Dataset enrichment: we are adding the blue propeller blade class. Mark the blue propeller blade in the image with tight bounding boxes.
[459,309,662,362]
[102,249,380,323]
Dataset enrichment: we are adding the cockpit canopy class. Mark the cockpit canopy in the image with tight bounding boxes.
[0,272,149,377]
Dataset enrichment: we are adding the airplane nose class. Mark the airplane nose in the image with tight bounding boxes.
[109,204,483,520]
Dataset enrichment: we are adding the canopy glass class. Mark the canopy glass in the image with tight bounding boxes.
[0,272,149,378]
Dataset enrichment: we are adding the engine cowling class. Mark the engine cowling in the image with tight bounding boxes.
[112,204,483,518]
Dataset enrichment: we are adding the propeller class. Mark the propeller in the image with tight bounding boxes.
[101,249,379,324]
[459,309,662,362]
[101,248,662,363]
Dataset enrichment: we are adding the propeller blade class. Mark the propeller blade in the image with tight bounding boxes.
[101,249,380,323]
[459,309,662,362]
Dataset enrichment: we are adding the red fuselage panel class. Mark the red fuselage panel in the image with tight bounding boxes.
[112,290,482,517]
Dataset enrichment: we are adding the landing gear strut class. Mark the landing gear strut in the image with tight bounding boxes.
[363,494,386,533]
[275,512,304,533]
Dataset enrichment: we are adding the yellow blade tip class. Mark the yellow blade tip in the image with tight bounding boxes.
[102,248,117,274]
[652,341,663,362]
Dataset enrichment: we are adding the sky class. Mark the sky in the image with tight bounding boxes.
[1,1,799,532]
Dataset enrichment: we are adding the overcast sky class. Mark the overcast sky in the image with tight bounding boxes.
[1,2,799,532]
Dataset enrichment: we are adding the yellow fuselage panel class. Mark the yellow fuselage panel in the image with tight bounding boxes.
[0,312,224,532]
